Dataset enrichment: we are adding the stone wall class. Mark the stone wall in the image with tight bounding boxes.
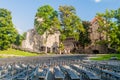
[86,17,108,54]
[19,17,108,54]
[21,29,60,53]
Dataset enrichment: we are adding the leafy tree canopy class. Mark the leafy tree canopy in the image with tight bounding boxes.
[34,5,60,53]
[79,21,91,48]
[34,5,60,35]
[96,8,120,52]
[0,8,18,50]
[59,5,84,41]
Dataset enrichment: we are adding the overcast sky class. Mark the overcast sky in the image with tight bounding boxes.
[0,0,120,34]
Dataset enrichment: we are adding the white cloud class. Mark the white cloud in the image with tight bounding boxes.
[95,0,101,3]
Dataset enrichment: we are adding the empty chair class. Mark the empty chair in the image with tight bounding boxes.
[60,66,80,80]
[38,68,50,80]
[28,65,39,80]
[70,65,100,80]
[54,67,65,80]
[84,71,100,80]
[101,70,120,80]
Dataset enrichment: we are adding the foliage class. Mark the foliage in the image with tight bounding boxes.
[59,5,84,41]
[34,5,60,53]
[79,21,91,48]
[96,8,120,53]
[22,32,27,40]
[14,32,27,46]
[34,5,60,35]
[59,42,64,50]
[0,8,18,50]
[14,34,24,46]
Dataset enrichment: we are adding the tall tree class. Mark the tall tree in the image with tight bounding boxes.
[14,34,24,46]
[34,5,60,53]
[79,21,91,49]
[96,8,120,53]
[0,8,17,50]
[111,8,120,52]
[59,5,84,41]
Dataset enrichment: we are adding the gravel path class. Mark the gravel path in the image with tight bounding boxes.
[0,54,88,65]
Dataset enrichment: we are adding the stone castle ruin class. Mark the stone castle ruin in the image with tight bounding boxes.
[62,17,108,54]
[85,17,108,54]
[21,29,60,53]
[19,17,108,54]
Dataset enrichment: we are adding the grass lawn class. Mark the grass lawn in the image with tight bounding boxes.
[0,48,39,58]
[90,54,120,61]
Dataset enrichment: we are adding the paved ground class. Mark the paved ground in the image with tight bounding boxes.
[0,54,89,65]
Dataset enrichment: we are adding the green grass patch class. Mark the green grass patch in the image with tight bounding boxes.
[90,54,120,61]
[0,48,39,58]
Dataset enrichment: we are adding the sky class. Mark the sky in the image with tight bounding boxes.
[0,0,120,34]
